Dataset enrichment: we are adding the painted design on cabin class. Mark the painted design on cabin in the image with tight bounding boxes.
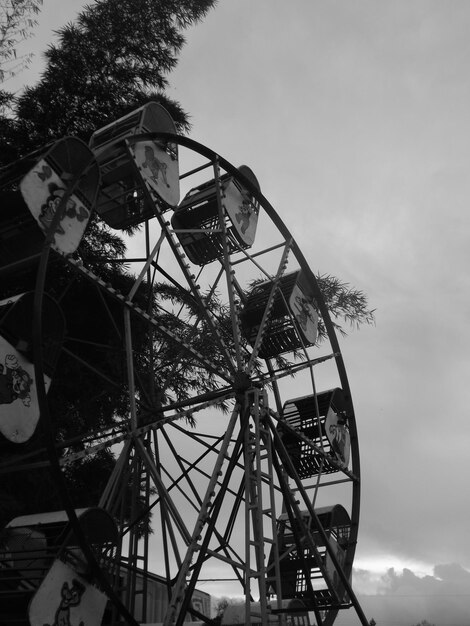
[44,579,86,626]
[141,145,170,187]
[328,419,348,466]
[0,354,33,407]
[234,193,254,235]
[331,542,346,596]
[38,183,90,239]
[292,294,316,333]
[34,165,90,240]
[324,402,350,469]
[19,158,92,255]
[37,164,53,181]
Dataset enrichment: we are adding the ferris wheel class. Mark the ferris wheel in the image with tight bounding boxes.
[0,103,368,626]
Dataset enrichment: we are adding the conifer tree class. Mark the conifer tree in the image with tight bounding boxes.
[0,0,43,82]
[0,0,219,524]
[0,0,217,160]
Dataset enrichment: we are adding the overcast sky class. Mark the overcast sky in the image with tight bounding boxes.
[7,1,470,624]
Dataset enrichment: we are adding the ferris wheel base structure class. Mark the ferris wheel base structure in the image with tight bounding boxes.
[0,102,369,626]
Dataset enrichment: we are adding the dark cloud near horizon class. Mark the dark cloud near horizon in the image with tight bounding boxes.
[210,564,470,626]
[344,564,470,626]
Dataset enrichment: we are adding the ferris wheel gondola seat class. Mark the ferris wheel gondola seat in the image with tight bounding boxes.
[0,292,65,443]
[0,508,117,622]
[171,165,260,265]
[279,388,351,477]
[240,270,319,358]
[89,102,180,229]
[267,504,352,608]
[0,138,99,273]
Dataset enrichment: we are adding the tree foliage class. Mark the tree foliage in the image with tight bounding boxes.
[316,273,375,337]
[0,0,217,160]
[0,0,42,82]
[0,0,219,525]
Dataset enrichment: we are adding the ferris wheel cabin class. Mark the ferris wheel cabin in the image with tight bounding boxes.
[279,388,351,478]
[89,102,180,229]
[268,504,352,610]
[240,270,319,358]
[0,137,99,273]
[0,508,118,625]
[171,164,260,265]
[0,292,65,444]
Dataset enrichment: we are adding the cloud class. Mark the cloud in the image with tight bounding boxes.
[212,565,470,626]
[379,565,470,625]
[340,564,470,626]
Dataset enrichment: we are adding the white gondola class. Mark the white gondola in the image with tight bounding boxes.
[0,137,99,270]
[279,388,351,478]
[268,505,352,609]
[89,102,179,229]
[0,509,117,626]
[0,292,64,443]
[172,165,260,265]
[240,270,318,358]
